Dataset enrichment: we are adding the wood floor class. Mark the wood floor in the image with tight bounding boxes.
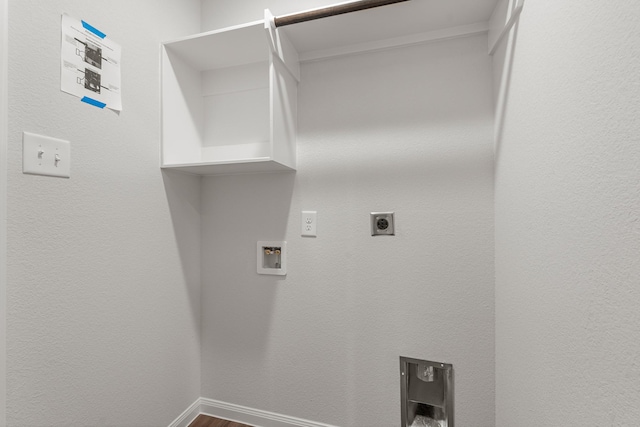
[188,414,253,427]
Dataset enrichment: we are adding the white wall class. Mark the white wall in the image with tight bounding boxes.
[6,1,202,425]
[201,0,337,30]
[0,0,7,424]
[494,1,640,426]
[200,3,495,425]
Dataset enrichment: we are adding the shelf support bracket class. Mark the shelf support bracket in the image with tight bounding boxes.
[264,9,301,82]
[488,0,524,55]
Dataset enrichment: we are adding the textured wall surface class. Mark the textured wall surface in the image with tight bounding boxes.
[494,1,640,426]
[1,0,7,424]
[7,1,201,425]
[199,19,495,427]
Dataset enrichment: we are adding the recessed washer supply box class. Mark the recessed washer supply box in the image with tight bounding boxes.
[257,241,287,276]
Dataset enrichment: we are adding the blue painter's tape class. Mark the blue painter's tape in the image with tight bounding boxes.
[81,96,106,109]
[81,20,106,39]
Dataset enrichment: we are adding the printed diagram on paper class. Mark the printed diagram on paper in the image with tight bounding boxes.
[60,14,122,111]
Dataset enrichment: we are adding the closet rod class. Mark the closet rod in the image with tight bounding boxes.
[274,0,410,28]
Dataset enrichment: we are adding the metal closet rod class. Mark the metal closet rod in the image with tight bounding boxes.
[273,0,410,28]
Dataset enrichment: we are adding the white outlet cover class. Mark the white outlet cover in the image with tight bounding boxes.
[301,211,317,237]
[23,132,70,178]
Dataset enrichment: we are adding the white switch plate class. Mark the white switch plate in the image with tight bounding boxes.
[301,211,317,237]
[23,131,70,178]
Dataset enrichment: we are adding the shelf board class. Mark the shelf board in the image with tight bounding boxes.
[280,0,497,61]
[162,159,295,176]
[163,20,268,71]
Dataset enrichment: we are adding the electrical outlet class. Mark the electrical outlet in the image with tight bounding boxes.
[301,211,317,237]
[371,212,395,236]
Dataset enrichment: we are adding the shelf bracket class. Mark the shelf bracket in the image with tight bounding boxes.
[264,9,278,56]
[488,0,524,55]
[264,9,300,82]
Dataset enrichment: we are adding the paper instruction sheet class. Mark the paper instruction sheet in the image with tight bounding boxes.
[60,14,122,111]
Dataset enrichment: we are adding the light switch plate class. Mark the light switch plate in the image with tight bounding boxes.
[23,131,70,178]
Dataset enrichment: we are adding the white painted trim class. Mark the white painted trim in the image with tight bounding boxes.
[200,398,340,427]
[0,0,8,424]
[299,21,490,62]
[168,398,340,427]
[167,398,201,427]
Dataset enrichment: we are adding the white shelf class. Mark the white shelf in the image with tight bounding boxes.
[161,1,498,175]
[161,12,298,175]
[279,0,496,61]
[163,21,268,71]
[161,159,294,176]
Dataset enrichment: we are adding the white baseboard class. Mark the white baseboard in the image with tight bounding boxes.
[169,397,339,427]
[167,398,201,427]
